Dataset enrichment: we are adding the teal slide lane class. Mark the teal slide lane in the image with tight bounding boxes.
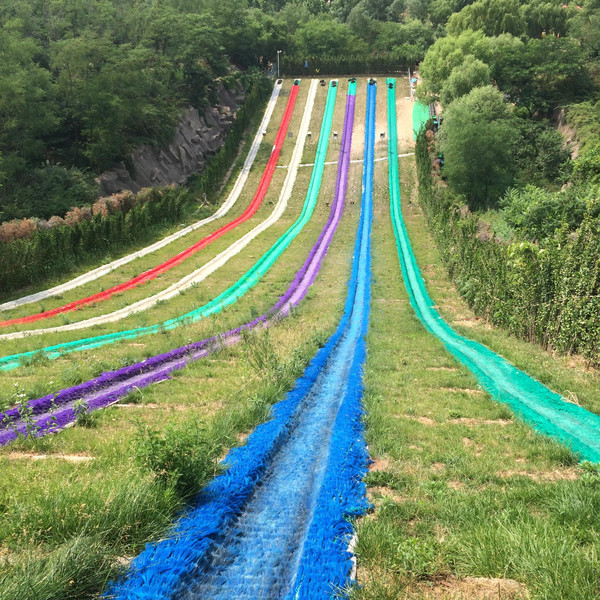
[387,77,600,462]
[412,101,430,140]
[0,82,339,371]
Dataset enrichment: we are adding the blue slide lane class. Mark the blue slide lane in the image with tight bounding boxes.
[388,78,600,462]
[105,79,374,600]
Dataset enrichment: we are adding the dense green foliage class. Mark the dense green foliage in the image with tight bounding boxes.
[417,0,598,228]
[417,30,592,115]
[567,100,600,185]
[0,0,447,222]
[417,130,600,364]
[0,0,236,221]
[438,86,521,207]
[501,183,600,240]
[414,0,600,360]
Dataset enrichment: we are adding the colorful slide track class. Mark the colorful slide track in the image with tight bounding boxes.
[104,76,372,600]
[387,77,600,463]
[0,82,344,369]
[0,78,340,443]
[0,80,318,339]
[0,82,283,314]
[0,81,299,329]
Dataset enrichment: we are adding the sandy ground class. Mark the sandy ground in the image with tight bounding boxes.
[396,96,415,151]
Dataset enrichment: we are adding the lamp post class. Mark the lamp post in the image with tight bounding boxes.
[277,50,281,78]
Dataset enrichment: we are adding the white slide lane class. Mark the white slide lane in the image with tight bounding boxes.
[0,81,283,313]
[0,79,318,340]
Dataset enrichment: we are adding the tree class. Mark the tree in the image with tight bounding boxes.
[427,0,459,26]
[447,0,526,36]
[513,119,571,185]
[373,20,435,60]
[492,36,592,115]
[0,27,58,162]
[406,0,432,20]
[439,85,520,208]
[330,0,362,21]
[568,0,600,56]
[294,16,366,56]
[347,5,378,45]
[440,54,490,105]
[416,30,497,100]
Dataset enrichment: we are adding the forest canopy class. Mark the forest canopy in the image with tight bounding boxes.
[0,0,598,221]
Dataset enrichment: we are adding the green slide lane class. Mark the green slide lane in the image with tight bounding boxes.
[387,77,600,462]
[0,81,339,370]
[412,101,430,140]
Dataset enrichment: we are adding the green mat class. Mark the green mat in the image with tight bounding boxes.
[412,101,430,140]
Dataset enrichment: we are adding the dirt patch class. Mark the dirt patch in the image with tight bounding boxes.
[369,457,391,472]
[462,437,484,457]
[115,555,134,568]
[431,462,445,474]
[236,431,249,445]
[427,366,459,372]
[448,418,512,426]
[440,387,485,396]
[367,486,404,504]
[396,97,415,147]
[497,468,580,482]
[448,480,464,490]
[374,298,408,304]
[453,317,493,330]
[401,415,438,426]
[7,452,94,463]
[415,576,528,599]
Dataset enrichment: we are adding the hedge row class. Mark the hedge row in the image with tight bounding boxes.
[280,54,410,76]
[0,77,273,295]
[415,129,600,365]
[0,187,188,293]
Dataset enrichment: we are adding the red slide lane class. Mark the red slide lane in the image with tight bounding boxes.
[1,83,300,329]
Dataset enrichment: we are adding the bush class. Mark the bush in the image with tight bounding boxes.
[0,164,99,222]
[573,142,600,185]
[514,119,571,186]
[133,421,220,500]
[500,184,600,241]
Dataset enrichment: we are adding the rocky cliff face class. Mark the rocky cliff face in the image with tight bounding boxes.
[98,82,245,195]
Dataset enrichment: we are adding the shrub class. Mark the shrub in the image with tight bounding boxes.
[133,421,220,500]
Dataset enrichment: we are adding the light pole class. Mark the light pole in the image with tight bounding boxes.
[277,50,281,78]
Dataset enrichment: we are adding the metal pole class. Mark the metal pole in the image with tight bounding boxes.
[277,50,281,78]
